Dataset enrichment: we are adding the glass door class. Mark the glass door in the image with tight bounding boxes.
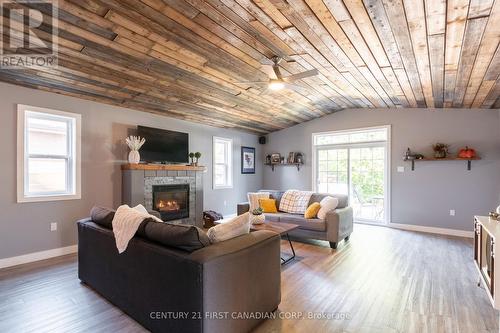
[313,126,390,225]
[349,146,386,223]
[317,148,348,195]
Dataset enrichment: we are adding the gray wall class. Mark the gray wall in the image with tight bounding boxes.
[0,82,263,260]
[262,109,500,231]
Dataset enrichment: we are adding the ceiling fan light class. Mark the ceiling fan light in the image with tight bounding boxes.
[269,81,285,90]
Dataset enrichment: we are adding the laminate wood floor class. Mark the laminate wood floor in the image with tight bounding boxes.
[0,224,497,333]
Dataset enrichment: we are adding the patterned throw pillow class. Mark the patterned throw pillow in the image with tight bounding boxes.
[279,190,314,214]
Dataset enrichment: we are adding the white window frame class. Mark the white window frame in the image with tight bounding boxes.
[17,104,81,203]
[312,125,391,225]
[212,136,233,189]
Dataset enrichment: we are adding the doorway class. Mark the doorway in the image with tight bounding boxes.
[313,126,390,224]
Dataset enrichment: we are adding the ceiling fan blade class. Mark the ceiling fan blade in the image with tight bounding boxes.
[272,65,283,80]
[283,69,319,82]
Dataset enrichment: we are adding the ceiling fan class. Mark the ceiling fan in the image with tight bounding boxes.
[237,56,318,92]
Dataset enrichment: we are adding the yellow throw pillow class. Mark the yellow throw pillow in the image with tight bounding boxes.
[258,198,278,213]
[304,202,321,219]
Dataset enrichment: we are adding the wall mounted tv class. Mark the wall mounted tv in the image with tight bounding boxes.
[137,126,189,164]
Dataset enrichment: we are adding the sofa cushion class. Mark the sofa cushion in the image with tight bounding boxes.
[276,214,326,232]
[309,193,348,209]
[90,206,115,229]
[144,221,210,252]
[264,213,282,222]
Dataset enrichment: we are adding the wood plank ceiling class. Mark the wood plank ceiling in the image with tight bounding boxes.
[0,0,499,134]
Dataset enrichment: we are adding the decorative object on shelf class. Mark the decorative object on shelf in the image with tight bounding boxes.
[241,146,255,174]
[295,153,304,164]
[250,207,265,225]
[489,211,499,220]
[265,154,272,165]
[194,152,201,166]
[287,152,295,164]
[270,153,281,164]
[458,146,477,159]
[432,143,449,158]
[280,156,285,164]
[403,148,424,160]
[189,152,195,166]
[125,135,145,164]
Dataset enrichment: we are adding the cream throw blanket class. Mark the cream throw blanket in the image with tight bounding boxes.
[206,212,250,243]
[112,204,162,253]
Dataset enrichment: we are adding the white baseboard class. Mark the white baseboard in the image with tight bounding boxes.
[0,245,78,270]
[389,223,473,238]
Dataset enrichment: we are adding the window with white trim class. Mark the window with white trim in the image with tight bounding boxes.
[213,137,233,189]
[17,105,81,202]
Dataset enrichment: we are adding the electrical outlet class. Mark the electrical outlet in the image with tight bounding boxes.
[397,166,405,173]
[450,210,455,216]
[50,222,57,231]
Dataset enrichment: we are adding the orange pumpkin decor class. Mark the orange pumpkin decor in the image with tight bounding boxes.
[458,146,476,159]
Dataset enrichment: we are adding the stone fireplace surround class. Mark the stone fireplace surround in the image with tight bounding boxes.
[122,164,205,227]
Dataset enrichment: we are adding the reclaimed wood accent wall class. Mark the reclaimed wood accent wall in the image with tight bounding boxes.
[0,0,499,133]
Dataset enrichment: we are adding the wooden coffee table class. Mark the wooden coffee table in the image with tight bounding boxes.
[251,222,299,265]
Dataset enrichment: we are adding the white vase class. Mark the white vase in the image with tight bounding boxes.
[250,214,265,225]
[128,150,140,164]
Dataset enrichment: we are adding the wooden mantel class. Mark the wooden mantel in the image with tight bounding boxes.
[121,164,206,172]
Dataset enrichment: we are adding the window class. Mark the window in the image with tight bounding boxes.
[312,126,391,225]
[213,137,233,189]
[17,105,81,202]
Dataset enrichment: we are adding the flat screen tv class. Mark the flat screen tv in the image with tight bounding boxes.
[137,126,189,164]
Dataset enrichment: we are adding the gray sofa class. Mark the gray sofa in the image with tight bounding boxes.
[78,212,281,333]
[237,190,353,249]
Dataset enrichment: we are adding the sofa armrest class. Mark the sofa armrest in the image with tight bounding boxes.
[189,230,281,333]
[237,202,250,215]
[325,206,354,242]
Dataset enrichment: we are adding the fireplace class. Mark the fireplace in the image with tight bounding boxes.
[152,184,190,222]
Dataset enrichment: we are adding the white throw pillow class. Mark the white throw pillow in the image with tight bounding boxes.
[206,212,251,243]
[317,196,339,220]
[248,192,270,211]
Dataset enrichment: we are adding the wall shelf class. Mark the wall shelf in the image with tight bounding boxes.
[265,163,303,172]
[404,157,481,171]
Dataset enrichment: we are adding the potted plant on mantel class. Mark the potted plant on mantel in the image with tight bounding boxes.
[194,152,201,166]
[432,143,449,159]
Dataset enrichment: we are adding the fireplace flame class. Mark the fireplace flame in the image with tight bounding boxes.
[157,200,181,212]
